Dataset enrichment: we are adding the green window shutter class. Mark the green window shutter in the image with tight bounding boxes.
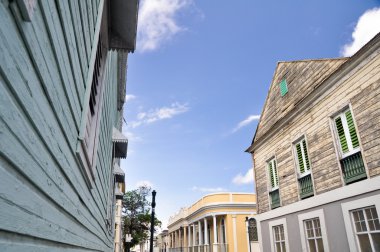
[273,160,279,187]
[345,110,359,149]
[279,79,288,96]
[335,116,349,153]
[296,143,305,173]
[302,140,311,170]
[269,161,275,188]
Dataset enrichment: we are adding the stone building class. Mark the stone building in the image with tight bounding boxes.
[246,33,380,252]
[0,0,137,250]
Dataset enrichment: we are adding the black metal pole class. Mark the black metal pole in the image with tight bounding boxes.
[150,190,157,252]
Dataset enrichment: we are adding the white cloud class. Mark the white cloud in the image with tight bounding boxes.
[232,114,260,133]
[125,94,136,103]
[232,168,254,185]
[128,102,189,128]
[122,130,142,142]
[191,186,226,193]
[137,0,192,52]
[136,180,154,188]
[341,7,380,57]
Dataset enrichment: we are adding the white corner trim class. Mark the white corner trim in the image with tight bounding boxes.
[268,218,290,252]
[232,216,238,252]
[298,209,330,252]
[341,194,380,252]
[258,175,380,221]
[257,217,264,252]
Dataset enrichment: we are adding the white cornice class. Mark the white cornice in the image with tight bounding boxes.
[167,202,256,229]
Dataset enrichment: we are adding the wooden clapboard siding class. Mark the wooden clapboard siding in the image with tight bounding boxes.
[69,0,90,81]
[0,0,119,251]
[252,39,380,214]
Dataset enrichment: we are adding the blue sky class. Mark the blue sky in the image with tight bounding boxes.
[121,0,380,228]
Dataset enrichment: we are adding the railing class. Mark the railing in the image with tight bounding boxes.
[168,248,185,252]
[200,245,210,252]
[214,243,228,252]
[341,151,367,184]
[187,244,226,252]
[298,173,314,199]
[269,189,280,209]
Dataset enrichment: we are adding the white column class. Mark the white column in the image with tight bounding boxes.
[245,218,250,252]
[213,215,218,252]
[198,220,202,246]
[193,224,196,248]
[204,218,208,245]
[188,225,192,247]
[232,215,238,252]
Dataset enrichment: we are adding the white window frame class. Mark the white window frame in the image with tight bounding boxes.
[341,194,380,252]
[269,218,290,252]
[268,158,279,191]
[298,209,330,252]
[293,137,311,178]
[333,108,360,158]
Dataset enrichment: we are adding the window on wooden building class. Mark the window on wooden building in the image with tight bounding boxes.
[76,6,109,187]
[334,108,360,156]
[83,34,107,171]
[268,158,280,209]
[279,79,288,96]
[332,107,366,184]
[294,138,314,199]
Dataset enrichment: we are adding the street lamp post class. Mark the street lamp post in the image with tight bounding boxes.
[150,190,157,252]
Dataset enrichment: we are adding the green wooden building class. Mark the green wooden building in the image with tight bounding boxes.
[0,0,138,251]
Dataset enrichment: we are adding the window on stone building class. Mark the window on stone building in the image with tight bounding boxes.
[273,225,287,252]
[303,218,325,252]
[351,206,380,251]
[248,218,258,242]
[269,218,289,252]
[298,209,329,252]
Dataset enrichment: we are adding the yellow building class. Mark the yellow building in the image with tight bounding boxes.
[167,193,259,252]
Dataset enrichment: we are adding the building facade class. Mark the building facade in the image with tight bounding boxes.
[246,33,380,252]
[167,193,258,252]
[0,0,137,251]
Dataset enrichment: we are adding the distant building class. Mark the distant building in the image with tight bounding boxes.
[157,230,169,252]
[114,163,126,252]
[0,0,138,251]
[167,193,258,252]
[246,33,380,252]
